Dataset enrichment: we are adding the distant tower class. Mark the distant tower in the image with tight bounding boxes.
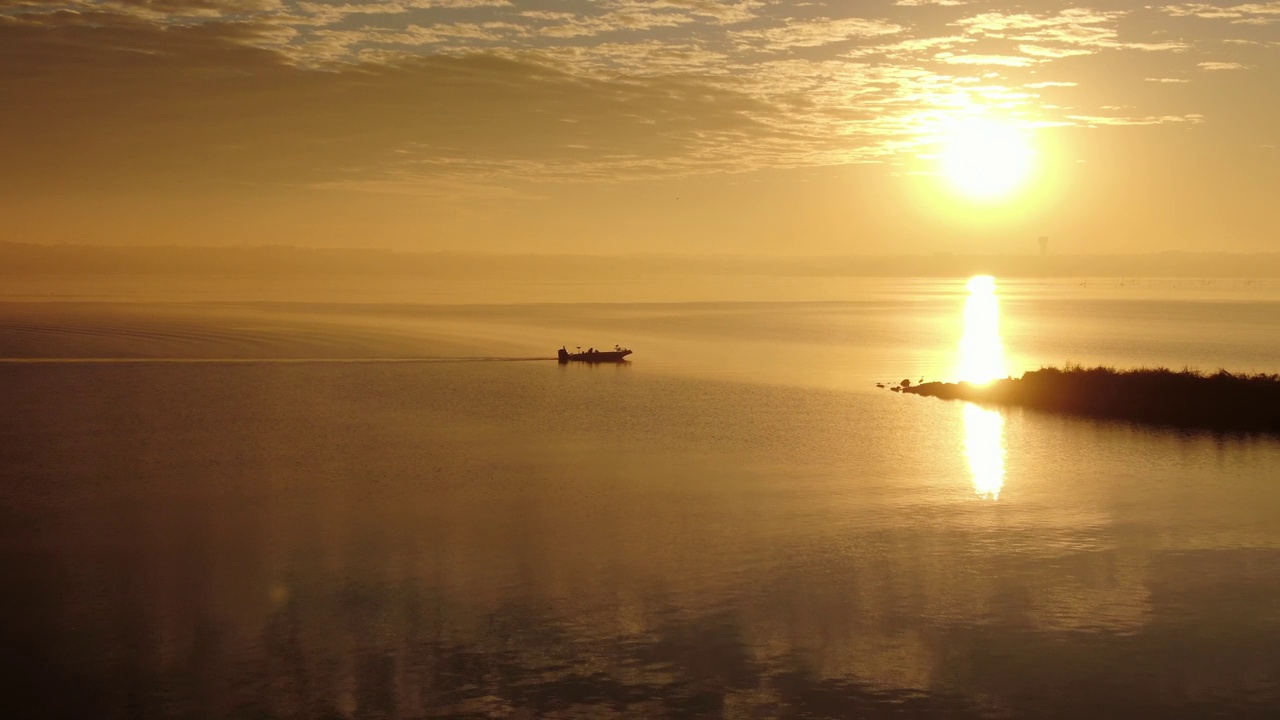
[1038,236,1049,257]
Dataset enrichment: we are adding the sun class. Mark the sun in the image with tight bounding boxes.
[939,117,1035,200]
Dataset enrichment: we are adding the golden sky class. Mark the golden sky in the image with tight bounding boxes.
[1,1,1277,254]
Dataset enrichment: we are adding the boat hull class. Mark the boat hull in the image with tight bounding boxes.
[558,349,632,363]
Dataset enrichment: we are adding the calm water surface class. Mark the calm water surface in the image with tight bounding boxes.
[2,278,1279,718]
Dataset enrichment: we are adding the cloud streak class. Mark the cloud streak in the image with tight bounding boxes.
[1164,2,1280,23]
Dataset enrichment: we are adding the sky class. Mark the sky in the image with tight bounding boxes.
[1,0,1277,254]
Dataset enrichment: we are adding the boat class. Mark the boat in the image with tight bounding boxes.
[558,345,632,363]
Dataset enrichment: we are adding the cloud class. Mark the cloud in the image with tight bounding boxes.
[0,13,802,193]
[283,2,515,27]
[0,4,940,188]
[521,40,732,77]
[626,0,766,25]
[0,0,1257,196]
[845,34,974,59]
[1018,44,1093,58]
[957,8,1123,37]
[1198,61,1250,70]
[512,1,763,43]
[731,16,902,52]
[955,8,1189,55]
[1068,113,1205,126]
[935,52,1038,67]
[1164,2,1280,24]
[0,0,289,26]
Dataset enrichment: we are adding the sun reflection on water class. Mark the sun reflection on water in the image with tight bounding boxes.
[957,275,1007,384]
[963,404,1005,499]
[958,275,1007,499]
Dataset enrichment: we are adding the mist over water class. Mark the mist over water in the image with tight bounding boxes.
[3,276,1280,718]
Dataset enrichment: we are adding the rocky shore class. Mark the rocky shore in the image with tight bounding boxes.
[902,365,1280,434]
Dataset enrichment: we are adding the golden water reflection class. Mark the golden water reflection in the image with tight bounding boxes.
[957,275,1007,384]
[964,404,1005,499]
[959,275,1007,499]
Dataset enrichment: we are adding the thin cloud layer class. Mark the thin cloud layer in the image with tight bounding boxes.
[0,0,1274,194]
[1164,3,1280,23]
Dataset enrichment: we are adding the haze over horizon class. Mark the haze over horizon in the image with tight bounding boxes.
[7,242,1280,285]
[3,1,1278,254]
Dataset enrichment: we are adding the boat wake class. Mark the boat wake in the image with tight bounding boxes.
[0,356,558,364]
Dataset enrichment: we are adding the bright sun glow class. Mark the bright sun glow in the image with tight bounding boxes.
[940,117,1035,200]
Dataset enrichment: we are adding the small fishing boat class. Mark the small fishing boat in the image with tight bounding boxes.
[558,345,632,363]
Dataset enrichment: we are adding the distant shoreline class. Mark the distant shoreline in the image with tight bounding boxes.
[902,366,1280,434]
[4,243,1280,279]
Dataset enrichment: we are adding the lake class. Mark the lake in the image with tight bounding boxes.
[2,276,1279,718]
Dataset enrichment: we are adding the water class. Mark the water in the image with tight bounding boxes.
[2,277,1280,718]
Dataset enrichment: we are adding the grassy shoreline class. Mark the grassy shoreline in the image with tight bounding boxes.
[902,365,1280,434]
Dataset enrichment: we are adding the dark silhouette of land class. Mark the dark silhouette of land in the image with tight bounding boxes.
[903,366,1280,434]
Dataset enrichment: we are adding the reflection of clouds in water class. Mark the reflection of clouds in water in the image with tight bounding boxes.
[964,403,1005,499]
[16,524,1272,718]
[219,560,1254,719]
[1026,551,1153,635]
[245,592,1001,719]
